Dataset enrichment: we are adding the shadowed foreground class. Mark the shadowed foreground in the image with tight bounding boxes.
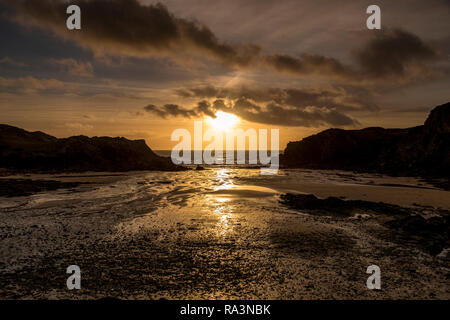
[0,169,449,299]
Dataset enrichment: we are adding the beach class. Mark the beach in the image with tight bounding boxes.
[0,168,449,299]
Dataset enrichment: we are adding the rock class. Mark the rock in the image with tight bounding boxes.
[279,193,409,216]
[281,102,450,179]
[280,193,450,256]
[436,248,450,260]
[0,124,184,172]
[384,214,450,255]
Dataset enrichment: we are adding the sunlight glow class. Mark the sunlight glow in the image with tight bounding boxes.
[208,111,239,131]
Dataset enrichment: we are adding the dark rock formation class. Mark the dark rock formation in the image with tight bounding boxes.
[279,193,409,217]
[280,193,450,255]
[282,102,450,178]
[0,125,182,172]
[385,214,450,255]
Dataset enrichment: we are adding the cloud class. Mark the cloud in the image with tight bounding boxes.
[5,0,260,66]
[176,85,379,111]
[143,85,361,127]
[144,103,197,118]
[354,28,438,79]
[48,58,94,77]
[0,76,66,93]
[264,53,354,79]
[0,56,27,67]
[227,101,359,127]
[4,0,439,83]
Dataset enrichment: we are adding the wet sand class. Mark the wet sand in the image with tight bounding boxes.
[0,169,449,299]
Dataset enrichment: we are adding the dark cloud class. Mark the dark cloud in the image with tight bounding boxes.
[143,86,360,127]
[230,102,359,127]
[4,0,260,67]
[221,98,358,127]
[0,56,27,67]
[176,85,379,111]
[196,100,216,118]
[355,29,437,78]
[48,58,93,77]
[144,103,197,118]
[144,100,224,119]
[265,53,354,78]
[4,1,439,82]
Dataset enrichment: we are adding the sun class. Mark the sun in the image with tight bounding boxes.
[208,111,239,131]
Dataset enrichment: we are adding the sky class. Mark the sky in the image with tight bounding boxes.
[0,0,449,150]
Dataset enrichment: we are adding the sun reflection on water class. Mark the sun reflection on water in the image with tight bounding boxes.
[212,168,234,235]
[214,204,232,235]
[215,168,234,190]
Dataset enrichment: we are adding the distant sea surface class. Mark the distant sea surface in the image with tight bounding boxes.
[154,150,280,167]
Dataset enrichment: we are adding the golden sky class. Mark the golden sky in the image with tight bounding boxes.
[0,0,449,150]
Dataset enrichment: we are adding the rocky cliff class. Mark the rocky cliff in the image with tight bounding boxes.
[282,102,450,178]
[0,125,181,172]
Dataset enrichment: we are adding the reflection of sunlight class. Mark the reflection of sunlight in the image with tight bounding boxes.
[215,168,234,191]
[213,168,233,235]
[217,168,230,180]
[214,204,232,235]
[220,214,229,231]
[215,184,233,191]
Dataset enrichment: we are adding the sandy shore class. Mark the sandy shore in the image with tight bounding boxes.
[0,169,448,299]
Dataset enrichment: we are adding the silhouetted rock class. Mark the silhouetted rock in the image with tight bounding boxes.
[279,193,409,216]
[280,192,450,255]
[385,214,450,255]
[282,102,450,178]
[0,125,183,172]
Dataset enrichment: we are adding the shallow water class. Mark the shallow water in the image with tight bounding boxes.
[3,168,448,210]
